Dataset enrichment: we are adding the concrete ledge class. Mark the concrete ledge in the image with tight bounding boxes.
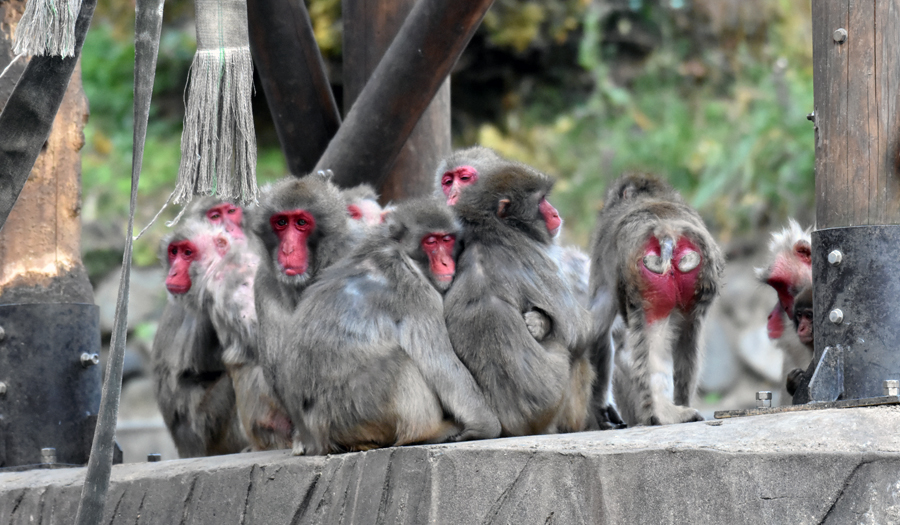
[3,406,900,524]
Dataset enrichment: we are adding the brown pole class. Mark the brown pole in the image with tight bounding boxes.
[0,1,93,305]
[813,0,900,227]
[247,0,342,176]
[315,0,493,191]
[342,0,451,202]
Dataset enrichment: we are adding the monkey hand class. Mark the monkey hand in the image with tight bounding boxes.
[596,404,627,430]
[524,309,552,341]
[450,411,502,442]
[786,368,805,397]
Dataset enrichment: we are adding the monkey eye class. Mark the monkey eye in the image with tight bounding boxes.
[459,174,471,182]
[227,208,237,214]
[643,254,666,275]
[275,218,288,228]
[296,218,307,227]
[677,251,701,272]
[170,246,178,256]
[183,249,193,257]
[442,235,454,243]
[208,212,220,220]
[441,174,453,187]
[423,236,438,246]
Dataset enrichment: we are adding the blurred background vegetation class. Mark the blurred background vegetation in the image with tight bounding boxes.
[80,0,815,275]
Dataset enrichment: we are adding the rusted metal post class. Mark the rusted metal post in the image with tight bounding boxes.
[314,0,493,191]
[342,0,451,201]
[806,0,900,403]
[0,1,101,467]
[247,0,341,176]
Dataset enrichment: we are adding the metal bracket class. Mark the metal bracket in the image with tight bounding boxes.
[807,345,844,402]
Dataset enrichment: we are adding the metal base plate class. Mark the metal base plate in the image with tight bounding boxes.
[714,395,900,419]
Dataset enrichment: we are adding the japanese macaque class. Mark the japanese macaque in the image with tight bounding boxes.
[756,220,813,403]
[435,146,592,306]
[590,173,724,426]
[153,216,248,457]
[786,285,814,397]
[342,183,384,226]
[268,198,500,455]
[444,158,595,435]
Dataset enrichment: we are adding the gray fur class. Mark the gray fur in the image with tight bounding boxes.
[267,198,499,455]
[151,215,248,457]
[444,157,594,436]
[589,173,724,426]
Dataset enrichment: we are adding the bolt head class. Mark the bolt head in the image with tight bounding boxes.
[0,326,5,341]
[147,453,162,462]
[756,391,773,408]
[833,28,847,43]
[884,380,900,396]
[828,249,843,266]
[41,448,57,464]
[829,309,844,324]
[80,352,100,367]
[0,382,6,396]
[807,112,815,122]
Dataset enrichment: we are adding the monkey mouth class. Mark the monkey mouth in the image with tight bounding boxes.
[435,273,454,282]
[283,266,308,276]
[166,283,191,294]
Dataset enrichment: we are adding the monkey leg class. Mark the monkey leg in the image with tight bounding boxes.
[392,365,462,446]
[229,364,294,451]
[554,354,596,432]
[672,315,704,414]
[588,290,622,429]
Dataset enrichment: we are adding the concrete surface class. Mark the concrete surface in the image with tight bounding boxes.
[3,406,899,524]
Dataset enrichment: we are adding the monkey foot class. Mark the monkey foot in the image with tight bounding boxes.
[648,407,704,426]
[596,404,627,430]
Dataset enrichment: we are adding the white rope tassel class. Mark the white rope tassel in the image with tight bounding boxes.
[14,0,82,57]
[175,0,258,206]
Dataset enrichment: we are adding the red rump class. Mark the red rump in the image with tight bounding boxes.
[271,209,316,276]
[441,166,478,205]
[539,198,561,237]
[639,237,702,324]
[206,203,244,238]
[166,240,199,294]
[422,233,456,282]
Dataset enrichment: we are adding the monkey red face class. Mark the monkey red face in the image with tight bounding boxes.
[166,240,199,294]
[764,240,812,338]
[539,198,561,237]
[271,210,316,276]
[441,166,478,206]
[421,233,456,283]
[639,237,702,324]
[206,203,244,238]
[795,311,814,345]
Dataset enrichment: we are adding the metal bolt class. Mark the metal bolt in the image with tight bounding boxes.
[41,448,57,464]
[0,326,5,341]
[884,380,900,397]
[829,309,844,324]
[828,249,843,266]
[833,28,847,43]
[147,453,162,462]
[80,352,100,367]
[807,112,815,122]
[0,382,6,396]
[756,391,773,408]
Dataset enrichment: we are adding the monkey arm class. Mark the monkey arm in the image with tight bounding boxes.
[398,308,501,441]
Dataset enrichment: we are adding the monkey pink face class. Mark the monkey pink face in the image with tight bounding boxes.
[271,210,315,276]
[206,203,244,238]
[347,200,384,226]
[441,166,478,206]
[796,311,814,345]
[539,198,561,237]
[166,240,199,294]
[639,237,702,324]
[764,240,812,334]
[422,233,456,284]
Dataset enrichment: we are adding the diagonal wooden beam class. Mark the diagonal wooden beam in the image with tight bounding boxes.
[247,0,341,176]
[315,0,494,189]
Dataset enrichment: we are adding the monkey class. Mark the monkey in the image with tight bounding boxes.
[589,173,724,426]
[342,183,384,226]
[153,217,248,456]
[785,285,814,398]
[435,146,593,307]
[443,158,595,436]
[756,220,813,404]
[169,220,294,451]
[267,198,501,455]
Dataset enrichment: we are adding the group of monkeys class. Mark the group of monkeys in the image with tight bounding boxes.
[151,145,812,458]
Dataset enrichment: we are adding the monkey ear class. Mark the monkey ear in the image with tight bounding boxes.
[497,199,511,218]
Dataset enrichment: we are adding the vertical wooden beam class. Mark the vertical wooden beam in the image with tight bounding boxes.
[316,0,492,192]
[247,0,341,176]
[0,1,93,304]
[343,0,451,201]
[814,0,900,227]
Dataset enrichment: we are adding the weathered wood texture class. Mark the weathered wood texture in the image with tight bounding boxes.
[247,0,341,176]
[342,0,451,202]
[0,1,93,304]
[814,0,900,227]
[316,0,492,191]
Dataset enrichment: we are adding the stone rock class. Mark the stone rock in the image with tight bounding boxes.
[737,326,783,383]
[95,265,167,334]
[699,312,740,394]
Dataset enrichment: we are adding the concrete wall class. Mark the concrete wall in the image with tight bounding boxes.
[3,406,900,524]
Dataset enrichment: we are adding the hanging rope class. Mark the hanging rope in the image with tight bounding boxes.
[14,0,82,57]
[74,0,165,522]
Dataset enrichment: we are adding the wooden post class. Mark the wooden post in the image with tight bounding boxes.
[315,0,493,192]
[342,0,451,201]
[247,0,341,176]
[813,0,900,227]
[0,1,93,305]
